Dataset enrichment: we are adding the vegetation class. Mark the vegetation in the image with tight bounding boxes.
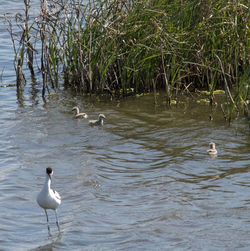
[6,0,250,119]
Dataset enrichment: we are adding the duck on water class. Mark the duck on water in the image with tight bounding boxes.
[72,106,88,119]
[207,142,217,155]
[89,114,106,126]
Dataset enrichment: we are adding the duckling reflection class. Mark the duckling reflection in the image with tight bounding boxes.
[72,106,88,119]
[89,114,106,126]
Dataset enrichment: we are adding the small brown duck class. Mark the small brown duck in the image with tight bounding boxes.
[89,114,106,126]
[207,142,217,155]
[72,106,88,119]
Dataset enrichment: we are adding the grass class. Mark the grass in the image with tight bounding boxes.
[5,0,250,120]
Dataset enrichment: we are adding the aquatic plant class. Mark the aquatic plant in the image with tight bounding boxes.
[6,0,250,119]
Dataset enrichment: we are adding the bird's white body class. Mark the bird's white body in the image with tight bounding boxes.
[89,114,106,126]
[37,174,61,210]
[207,142,217,155]
[72,106,88,119]
[37,168,61,232]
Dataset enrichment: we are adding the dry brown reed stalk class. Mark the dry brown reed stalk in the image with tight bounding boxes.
[25,0,35,77]
[87,0,93,93]
[77,2,85,90]
[215,54,235,108]
[5,0,36,89]
[160,45,170,105]
[40,0,48,96]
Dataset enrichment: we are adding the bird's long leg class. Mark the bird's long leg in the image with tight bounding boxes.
[55,209,60,232]
[44,209,50,233]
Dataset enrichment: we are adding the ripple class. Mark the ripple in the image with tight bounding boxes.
[0,83,250,250]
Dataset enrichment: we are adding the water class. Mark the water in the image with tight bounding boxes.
[0,2,250,251]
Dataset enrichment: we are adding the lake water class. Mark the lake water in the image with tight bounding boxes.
[0,1,250,251]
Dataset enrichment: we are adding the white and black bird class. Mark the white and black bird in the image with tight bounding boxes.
[207,142,217,155]
[72,106,88,119]
[37,167,61,232]
[88,114,106,126]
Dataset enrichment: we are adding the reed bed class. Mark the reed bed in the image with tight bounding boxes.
[6,0,250,118]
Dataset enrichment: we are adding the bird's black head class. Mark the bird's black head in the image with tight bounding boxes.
[46,167,53,175]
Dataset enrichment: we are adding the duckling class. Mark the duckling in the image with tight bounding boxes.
[207,142,217,155]
[89,114,106,126]
[72,106,88,119]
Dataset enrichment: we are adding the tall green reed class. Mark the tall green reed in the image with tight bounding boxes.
[7,0,249,119]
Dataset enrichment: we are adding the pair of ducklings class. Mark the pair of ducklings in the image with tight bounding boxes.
[72,106,106,126]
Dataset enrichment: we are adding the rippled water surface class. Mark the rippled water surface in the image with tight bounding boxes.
[1,1,250,251]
